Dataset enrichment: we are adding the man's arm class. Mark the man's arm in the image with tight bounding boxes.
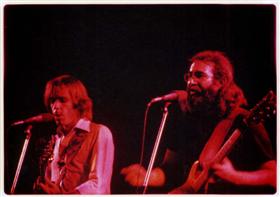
[76,126,115,194]
[212,158,276,188]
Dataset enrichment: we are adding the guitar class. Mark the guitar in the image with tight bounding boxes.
[170,90,276,194]
[33,135,56,193]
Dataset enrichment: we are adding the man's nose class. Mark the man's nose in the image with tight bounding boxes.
[187,76,197,86]
[51,100,61,113]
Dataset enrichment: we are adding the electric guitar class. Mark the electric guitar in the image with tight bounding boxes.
[171,90,276,194]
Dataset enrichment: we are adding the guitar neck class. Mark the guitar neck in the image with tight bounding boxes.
[211,129,241,166]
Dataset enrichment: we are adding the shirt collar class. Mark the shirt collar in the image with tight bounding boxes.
[74,118,91,133]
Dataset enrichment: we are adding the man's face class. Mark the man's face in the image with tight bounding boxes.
[50,87,80,133]
[185,60,222,111]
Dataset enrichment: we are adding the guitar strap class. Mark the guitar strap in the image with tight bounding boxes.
[198,108,245,166]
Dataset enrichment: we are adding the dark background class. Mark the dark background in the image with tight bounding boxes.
[4,4,276,194]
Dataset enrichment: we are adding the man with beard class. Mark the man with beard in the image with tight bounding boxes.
[121,51,276,194]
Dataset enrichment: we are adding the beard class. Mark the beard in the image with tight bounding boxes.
[187,88,221,117]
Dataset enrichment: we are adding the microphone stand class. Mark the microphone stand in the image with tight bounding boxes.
[143,102,171,194]
[10,125,33,194]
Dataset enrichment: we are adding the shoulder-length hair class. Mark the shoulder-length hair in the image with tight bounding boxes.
[44,74,93,120]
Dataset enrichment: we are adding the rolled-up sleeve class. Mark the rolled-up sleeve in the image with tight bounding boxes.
[76,125,114,194]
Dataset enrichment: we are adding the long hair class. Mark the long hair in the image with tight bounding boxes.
[221,82,248,114]
[189,50,247,114]
[44,75,93,120]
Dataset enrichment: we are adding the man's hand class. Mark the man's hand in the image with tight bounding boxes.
[121,163,146,187]
[211,157,237,184]
[121,163,165,187]
[39,177,61,194]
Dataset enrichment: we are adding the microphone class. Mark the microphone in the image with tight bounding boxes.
[148,90,187,106]
[11,113,54,126]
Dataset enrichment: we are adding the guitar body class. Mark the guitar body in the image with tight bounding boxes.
[185,160,211,193]
[170,160,209,194]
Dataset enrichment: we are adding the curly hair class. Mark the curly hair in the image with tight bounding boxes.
[44,74,93,120]
[221,82,248,113]
[189,50,247,113]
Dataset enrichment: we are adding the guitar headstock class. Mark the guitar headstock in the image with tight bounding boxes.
[247,90,276,124]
